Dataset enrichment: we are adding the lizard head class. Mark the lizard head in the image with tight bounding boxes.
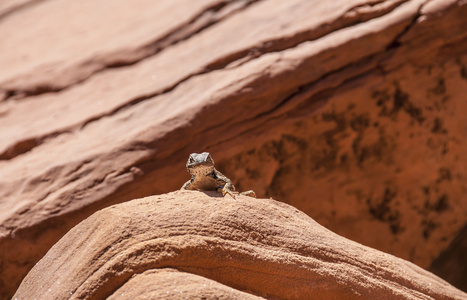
[186,152,215,175]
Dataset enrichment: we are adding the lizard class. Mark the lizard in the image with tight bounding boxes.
[181,152,256,198]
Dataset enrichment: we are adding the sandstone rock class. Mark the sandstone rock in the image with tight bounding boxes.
[107,269,263,300]
[1,0,467,298]
[0,0,231,93]
[13,192,467,299]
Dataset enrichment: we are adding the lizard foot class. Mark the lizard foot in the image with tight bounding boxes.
[222,188,239,199]
[240,190,256,198]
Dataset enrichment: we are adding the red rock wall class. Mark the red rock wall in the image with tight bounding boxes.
[1,0,467,298]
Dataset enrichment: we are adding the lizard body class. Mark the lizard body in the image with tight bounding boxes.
[181,152,256,198]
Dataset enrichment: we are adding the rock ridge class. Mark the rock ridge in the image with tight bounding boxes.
[13,192,467,299]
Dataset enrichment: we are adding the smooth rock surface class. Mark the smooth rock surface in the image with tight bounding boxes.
[107,269,263,300]
[13,192,467,299]
[1,0,467,298]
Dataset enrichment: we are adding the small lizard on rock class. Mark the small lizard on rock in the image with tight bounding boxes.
[181,152,256,198]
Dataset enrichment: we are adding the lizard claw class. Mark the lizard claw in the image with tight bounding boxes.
[222,188,239,199]
[240,190,256,198]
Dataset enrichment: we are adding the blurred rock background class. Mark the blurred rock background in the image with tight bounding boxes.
[1,0,466,298]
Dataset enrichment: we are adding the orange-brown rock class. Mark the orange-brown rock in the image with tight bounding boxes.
[1,0,467,298]
[13,192,467,299]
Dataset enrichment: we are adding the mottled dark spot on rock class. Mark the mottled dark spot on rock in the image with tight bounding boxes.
[321,111,338,123]
[350,114,370,131]
[442,142,449,155]
[431,118,448,134]
[434,194,449,212]
[389,222,402,235]
[424,193,449,213]
[393,86,406,112]
[372,90,391,107]
[430,78,446,95]
[339,154,347,165]
[282,134,308,152]
[352,127,391,166]
[422,186,430,195]
[461,65,467,80]
[312,111,348,171]
[373,85,425,124]
[367,187,402,234]
[393,85,425,124]
[438,168,452,182]
[422,220,438,240]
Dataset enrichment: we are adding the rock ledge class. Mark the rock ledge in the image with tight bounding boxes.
[14,191,466,299]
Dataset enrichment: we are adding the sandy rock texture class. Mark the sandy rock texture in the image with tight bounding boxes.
[13,192,467,299]
[1,0,467,298]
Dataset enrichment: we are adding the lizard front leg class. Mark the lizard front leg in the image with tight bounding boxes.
[181,179,193,190]
[215,171,239,198]
[218,186,239,198]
